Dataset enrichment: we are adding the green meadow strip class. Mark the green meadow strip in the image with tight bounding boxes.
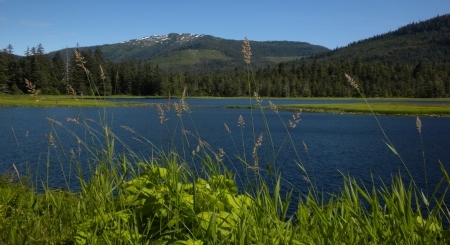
[0,95,150,107]
[226,103,450,116]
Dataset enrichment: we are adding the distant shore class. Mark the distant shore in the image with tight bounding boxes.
[1,95,450,117]
[225,102,450,117]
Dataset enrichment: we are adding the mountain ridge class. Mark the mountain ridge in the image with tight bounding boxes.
[49,33,329,71]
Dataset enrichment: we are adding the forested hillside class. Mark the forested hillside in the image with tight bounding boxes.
[304,14,450,66]
[48,33,328,72]
[1,15,450,98]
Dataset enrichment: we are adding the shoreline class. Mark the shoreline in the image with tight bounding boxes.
[1,96,450,117]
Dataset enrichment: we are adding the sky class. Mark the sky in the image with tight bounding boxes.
[1,0,449,56]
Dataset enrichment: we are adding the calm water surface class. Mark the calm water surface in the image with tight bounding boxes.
[1,104,449,213]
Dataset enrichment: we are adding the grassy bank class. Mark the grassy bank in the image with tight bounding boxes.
[226,102,450,117]
[0,95,151,107]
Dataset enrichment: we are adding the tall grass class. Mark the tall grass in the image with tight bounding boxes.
[0,40,449,245]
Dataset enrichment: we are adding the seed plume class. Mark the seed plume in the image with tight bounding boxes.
[238,115,245,128]
[100,65,106,80]
[67,85,77,100]
[12,164,20,180]
[344,73,359,91]
[269,101,278,114]
[253,91,262,106]
[224,123,230,133]
[46,117,62,127]
[302,140,308,153]
[416,117,422,133]
[74,49,89,74]
[289,109,302,129]
[302,175,310,183]
[120,125,135,133]
[25,78,40,98]
[251,133,263,169]
[242,37,252,65]
[156,104,168,123]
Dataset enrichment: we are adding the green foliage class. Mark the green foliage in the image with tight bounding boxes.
[73,161,255,244]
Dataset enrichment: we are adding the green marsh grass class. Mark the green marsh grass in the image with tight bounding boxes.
[0,43,450,244]
[227,102,450,117]
[0,94,150,107]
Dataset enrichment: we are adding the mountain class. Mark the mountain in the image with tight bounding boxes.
[301,14,450,66]
[51,33,329,71]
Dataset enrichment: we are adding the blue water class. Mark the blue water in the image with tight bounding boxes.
[1,102,449,215]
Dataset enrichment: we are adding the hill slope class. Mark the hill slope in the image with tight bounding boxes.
[53,33,329,71]
[303,14,450,65]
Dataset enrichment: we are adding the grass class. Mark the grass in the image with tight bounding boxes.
[226,102,450,116]
[1,42,450,244]
[0,95,150,107]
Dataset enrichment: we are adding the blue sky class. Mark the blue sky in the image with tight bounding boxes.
[1,0,449,55]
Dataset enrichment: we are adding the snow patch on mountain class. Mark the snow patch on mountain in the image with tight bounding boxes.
[121,33,204,45]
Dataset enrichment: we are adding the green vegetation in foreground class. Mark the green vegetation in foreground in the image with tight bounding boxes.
[0,95,149,107]
[227,102,450,116]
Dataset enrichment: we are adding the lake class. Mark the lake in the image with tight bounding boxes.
[1,99,449,214]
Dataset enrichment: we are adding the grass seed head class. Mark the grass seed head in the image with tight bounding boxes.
[269,101,278,114]
[242,37,252,65]
[254,91,262,106]
[46,117,62,127]
[49,133,56,148]
[132,137,142,143]
[302,175,310,183]
[344,73,359,91]
[252,132,263,169]
[289,110,302,129]
[67,85,77,100]
[224,123,230,133]
[216,148,225,162]
[24,78,40,98]
[302,140,308,153]
[100,65,105,80]
[174,102,182,116]
[416,116,422,133]
[120,125,135,134]
[12,164,20,180]
[74,49,89,74]
[238,115,245,128]
[156,104,168,124]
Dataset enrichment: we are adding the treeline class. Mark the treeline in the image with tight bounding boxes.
[1,45,450,98]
